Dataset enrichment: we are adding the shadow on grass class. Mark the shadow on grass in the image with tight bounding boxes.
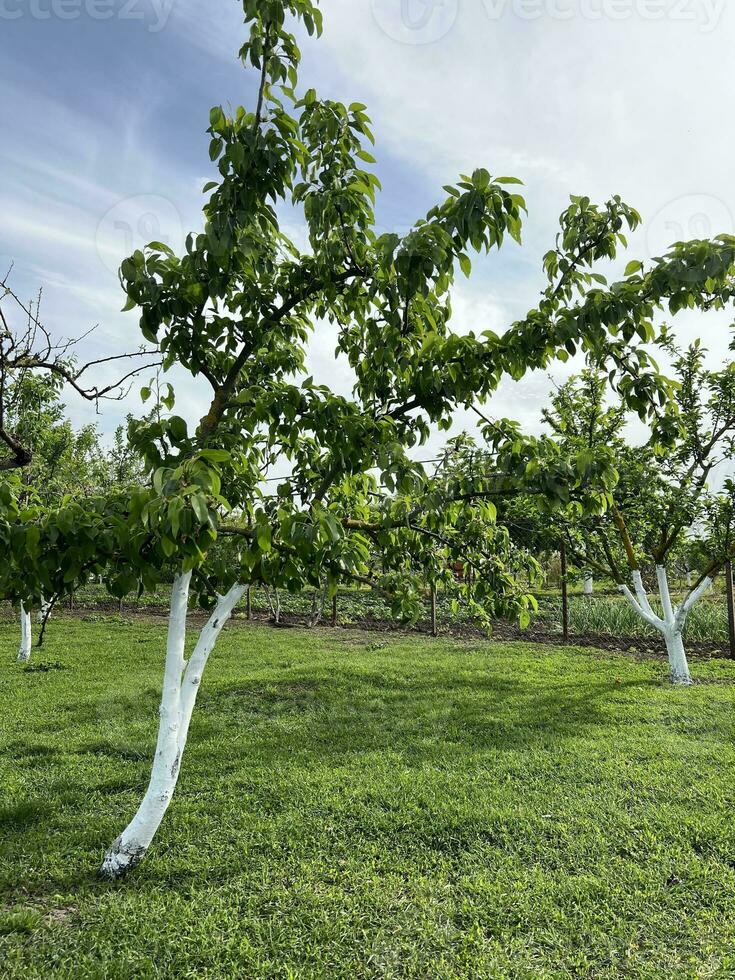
[0,664,658,900]
[9,669,657,774]
[190,669,655,760]
[0,799,49,831]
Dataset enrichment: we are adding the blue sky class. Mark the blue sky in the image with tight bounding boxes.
[2,0,734,453]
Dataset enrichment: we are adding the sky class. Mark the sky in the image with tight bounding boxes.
[1,0,734,460]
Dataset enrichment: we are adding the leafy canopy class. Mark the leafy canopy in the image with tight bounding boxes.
[4,0,735,622]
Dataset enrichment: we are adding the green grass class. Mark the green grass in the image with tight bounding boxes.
[1,618,735,978]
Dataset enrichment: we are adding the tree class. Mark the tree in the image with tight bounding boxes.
[5,0,734,876]
[96,0,735,873]
[0,273,157,473]
[95,0,659,876]
[3,372,108,658]
[537,354,735,684]
[2,373,150,659]
[0,268,158,659]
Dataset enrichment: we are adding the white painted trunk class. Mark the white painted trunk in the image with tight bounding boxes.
[17,604,31,663]
[619,566,712,687]
[663,628,691,686]
[101,573,246,878]
[36,597,51,624]
[583,575,594,596]
[267,586,281,624]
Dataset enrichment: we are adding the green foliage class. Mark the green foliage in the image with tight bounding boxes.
[5,0,735,624]
[534,350,735,586]
[0,372,107,505]
[102,0,556,619]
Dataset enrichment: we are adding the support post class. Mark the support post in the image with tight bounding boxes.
[246,587,251,621]
[726,560,735,660]
[331,592,337,627]
[560,540,569,644]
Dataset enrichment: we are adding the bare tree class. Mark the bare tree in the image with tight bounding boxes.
[0,269,159,472]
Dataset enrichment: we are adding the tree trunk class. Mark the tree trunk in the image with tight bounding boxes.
[36,597,51,625]
[560,541,569,643]
[17,603,31,663]
[726,560,735,660]
[101,573,246,878]
[619,566,711,687]
[307,581,328,628]
[267,586,280,624]
[583,575,594,596]
[308,589,320,628]
[663,627,691,686]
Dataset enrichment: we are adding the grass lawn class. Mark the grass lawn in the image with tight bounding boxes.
[1,617,735,979]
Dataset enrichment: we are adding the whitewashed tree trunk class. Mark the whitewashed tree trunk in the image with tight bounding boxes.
[266,586,281,624]
[17,603,31,663]
[619,566,712,686]
[36,597,52,625]
[583,575,594,596]
[663,629,691,686]
[101,573,247,878]
[309,589,320,627]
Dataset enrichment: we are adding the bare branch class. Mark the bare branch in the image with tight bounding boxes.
[0,272,162,471]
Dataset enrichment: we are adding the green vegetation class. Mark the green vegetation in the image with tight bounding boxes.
[536,594,731,644]
[2,619,734,978]
[17,582,732,647]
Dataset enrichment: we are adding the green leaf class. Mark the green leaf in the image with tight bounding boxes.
[26,526,40,555]
[191,494,209,525]
[161,536,176,557]
[257,523,272,553]
[199,449,231,463]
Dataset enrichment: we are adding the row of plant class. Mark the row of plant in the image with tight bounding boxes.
[5,581,731,646]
